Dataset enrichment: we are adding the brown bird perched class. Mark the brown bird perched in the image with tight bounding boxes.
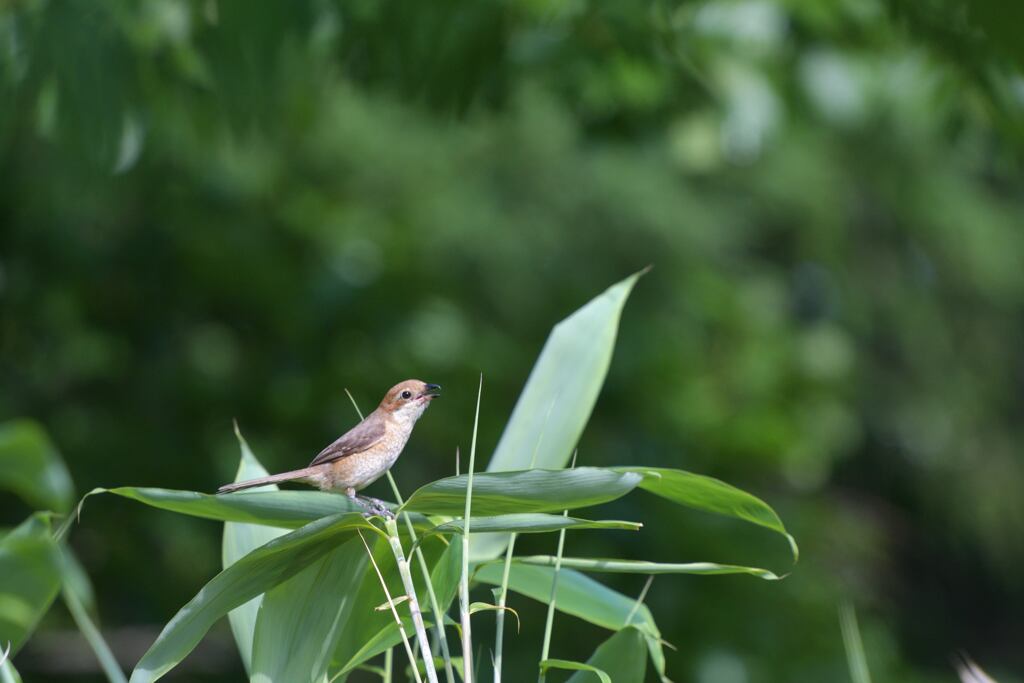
[217,379,440,516]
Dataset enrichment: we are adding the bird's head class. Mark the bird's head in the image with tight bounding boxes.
[379,379,441,420]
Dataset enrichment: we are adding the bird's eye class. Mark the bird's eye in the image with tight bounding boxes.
[401,390,412,400]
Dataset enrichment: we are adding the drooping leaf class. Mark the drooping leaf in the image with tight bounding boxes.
[95,487,364,529]
[540,659,611,683]
[565,627,647,683]
[474,563,667,677]
[0,514,61,655]
[417,514,640,544]
[222,428,288,674]
[59,547,128,683]
[513,556,783,580]
[128,513,384,683]
[401,468,643,516]
[251,536,368,683]
[474,271,644,561]
[614,467,799,561]
[0,420,74,514]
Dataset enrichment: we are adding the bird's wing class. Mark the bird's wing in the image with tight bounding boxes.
[308,417,386,466]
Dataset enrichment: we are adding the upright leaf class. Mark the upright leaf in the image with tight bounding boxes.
[129,513,382,683]
[565,627,647,683]
[0,420,74,514]
[251,536,368,683]
[222,429,288,674]
[474,271,644,560]
[0,514,61,654]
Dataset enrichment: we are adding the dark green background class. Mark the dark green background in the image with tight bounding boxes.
[2,0,1023,681]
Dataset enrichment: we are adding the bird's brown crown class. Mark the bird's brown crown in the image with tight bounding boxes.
[378,379,442,413]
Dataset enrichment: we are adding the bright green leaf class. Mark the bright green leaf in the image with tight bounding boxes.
[475,271,644,561]
[540,659,611,683]
[514,556,784,580]
[566,627,647,683]
[222,428,288,674]
[614,467,799,561]
[401,468,643,516]
[251,536,368,683]
[418,514,640,544]
[128,513,383,683]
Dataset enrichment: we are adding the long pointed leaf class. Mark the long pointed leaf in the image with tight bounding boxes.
[475,272,644,561]
[129,513,383,683]
[251,536,368,683]
[512,556,783,580]
[614,467,799,561]
[401,468,642,516]
[0,514,61,655]
[222,430,287,674]
[565,627,647,683]
[418,514,640,543]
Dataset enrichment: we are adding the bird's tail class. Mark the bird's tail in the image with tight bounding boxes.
[217,466,322,494]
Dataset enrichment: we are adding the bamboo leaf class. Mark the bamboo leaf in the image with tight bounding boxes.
[474,272,644,561]
[540,659,611,683]
[473,563,667,677]
[401,468,643,516]
[565,627,647,683]
[128,513,383,683]
[513,556,784,580]
[251,536,368,683]
[0,419,74,514]
[0,514,61,655]
[222,429,288,674]
[418,514,640,544]
[429,541,463,614]
[96,487,365,528]
[614,467,799,561]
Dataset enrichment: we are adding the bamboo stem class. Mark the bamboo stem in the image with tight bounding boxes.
[385,517,439,683]
[459,375,483,683]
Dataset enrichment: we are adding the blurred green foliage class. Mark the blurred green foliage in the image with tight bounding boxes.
[1,0,1023,681]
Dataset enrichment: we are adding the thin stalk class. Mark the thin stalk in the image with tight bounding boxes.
[385,517,439,683]
[494,397,556,683]
[459,375,483,683]
[346,389,456,683]
[383,649,393,683]
[839,603,873,683]
[538,451,575,683]
[624,575,655,627]
[62,586,127,683]
[358,531,422,683]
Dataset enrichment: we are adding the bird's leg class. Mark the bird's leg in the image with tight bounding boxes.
[346,487,394,519]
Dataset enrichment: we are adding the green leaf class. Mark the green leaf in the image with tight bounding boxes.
[221,428,288,674]
[0,659,23,683]
[566,627,647,683]
[418,514,640,544]
[474,563,667,680]
[429,540,463,614]
[474,563,657,635]
[251,536,368,683]
[60,551,128,683]
[401,468,643,516]
[0,514,61,655]
[128,513,383,683]
[513,556,783,580]
[0,419,75,513]
[96,487,365,528]
[615,466,799,561]
[540,659,611,683]
[475,271,644,561]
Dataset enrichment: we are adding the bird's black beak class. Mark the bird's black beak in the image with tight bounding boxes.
[422,383,442,398]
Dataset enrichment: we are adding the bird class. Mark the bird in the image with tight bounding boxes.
[217,379,441,516]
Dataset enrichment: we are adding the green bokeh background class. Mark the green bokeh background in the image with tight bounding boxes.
[2,0,1023,681]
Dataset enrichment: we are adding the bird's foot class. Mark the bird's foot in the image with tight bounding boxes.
[354,495,395,519]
